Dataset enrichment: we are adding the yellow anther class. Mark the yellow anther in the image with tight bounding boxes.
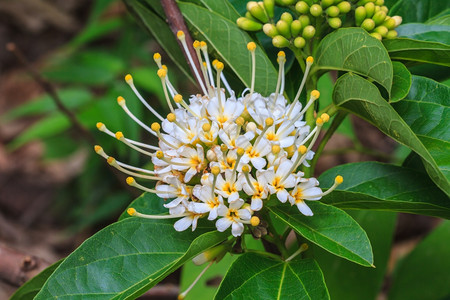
[153,53,161,61]
[242,164,250,173]
[278,51,286,58]
[115,131,124,140]
[107,157,116,165]
[193,40,200,48]
[236,117,245,126]
[202,61,207,67]
[96,122,105,130]
[237,147,245,156]
[127,207,136,216]
[321,113,330,123]
[250,216,260,226]
[156,151,164,159]
[306,56,314,64]
[177,30,185,39]
[202,123,211,132]
[125,74,133,83]
[216,62,224,70]
[167,113,176,122]
[265,117,274,126]
[212,59,218,67]
[335,175,344,184]
[316,117,324,126]
[117,96,125,105]
[200,41,207,49]
[126,177,135,185]
[211,166,221,176]
[94,145,102,153]
[151,122,161,132]
[272,145,281,154]
[311,90,320,99]
[220,144,228,152]
[298,145,307,154]
[247,42,256,51]
[162,64,168,70]
[174,94,183,103]
[157,68,167,78]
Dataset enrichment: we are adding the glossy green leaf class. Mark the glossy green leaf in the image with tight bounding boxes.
[390,61,411,102]
[35,197,228,299]
[309,211,397,300]
[388,221,450,300]
[197,0,241,20]
[269,203,373,266]
[319,162,450,219]
[426,13,450,26]
[396,24,450,44]
[389,0,450,23]
[316,28,393,94]
[383,38,450,66]
[215,253,329,299]
[179,2,278,95]
[333,73,450,196]
[10,260,62,300]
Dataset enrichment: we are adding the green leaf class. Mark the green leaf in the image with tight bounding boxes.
[35,216,228,299]
[309,211,397,300]
[383,38,450,67]
[318,162,450,219]
[179,2,278,95]
[316,28,393,94]
[268,203,374,267]
[389,0,450,23]
[196,0,241,21]
[10,260,62,300]
[396,24,450,44]
[426,12,450,26]
[333,73,450,196]
[390,61,412,102]
[388,221,450,300]
[215,253,329,299]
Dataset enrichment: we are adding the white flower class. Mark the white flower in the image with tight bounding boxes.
[215,199,251,237]
[174,212,202,232]
[288,178,323,216]
[264,158,297,203]
[191,185,226,220]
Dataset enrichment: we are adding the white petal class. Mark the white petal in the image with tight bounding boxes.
[216,218,232,232]
[276,189,289,203]
[251,157,267,170]
[174,216,192,231]
[251,198,263,211]
[231,222,244,237]
[297,201,313,216]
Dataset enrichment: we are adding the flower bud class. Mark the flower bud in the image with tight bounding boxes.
[373,11,387,26]
[281,12,293,24]
[237,17,263,31]
[263,23,279,37]
[370,32,382,40]
[374,25,388,37]
[302,25,316,39]
[386,30,398,39]
[337,1,351,13]
[299,15,311,27]
[383,17,396,30]
[321,0,334,9]
[361,18,375,31]
[374,5,381,13]
[295,1,310,14]
[355,6,367,26]
[272,35,290,48]
[206,149,217,161]
[276,0,296,5]
[291,20,302,37]
[327,6,340,17]
[364,2,375,18]
[310,4,323,17]
[245,11,259,22]
[381,5,388,13]
[375,0,384,5]
[357,0,374,5]
[247,1,269,23]
[392,16,402,27]
[276,20,291,38]
[192,244,229,265]
[294,36,306,48]
[328,17,342,29]
[264,0,275,18]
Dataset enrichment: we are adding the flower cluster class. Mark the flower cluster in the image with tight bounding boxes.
[95,31,342,237]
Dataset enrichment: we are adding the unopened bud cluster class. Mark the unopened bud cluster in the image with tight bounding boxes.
[237,0,402,48]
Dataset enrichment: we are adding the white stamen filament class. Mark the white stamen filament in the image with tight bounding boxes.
[118,99,157,137]
[220,72,233,96]
[160,76,175,113]
[133,210,188,219]
[108,158,160,180]
[126,79,164,122]
[273,55,285,101]
[290,58,313,114]
[118,134,155,157]
[178,261,214,300]
[201,45,215,89]
[117,161,155,175]
[286,243,308,262]
[249,47,256,96]
[155,131,178,149]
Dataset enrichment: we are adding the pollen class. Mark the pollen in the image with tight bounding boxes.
[127,207,136,216]
[212,59,218,67]
[272,145,281,154]
[306,56,314,64]
[125,74,133,83]
[200,41,207,49]
[157,68,167,78]
[117,96,125,105]
[216,62,224,70]
[247,42,256,51]
[151,122,161,132]
[278,51,286,58]
[237,147,245,156]
[174,94,183,103]
[298,145,307,154]
[96,122,105,130]
[335,175,344,184]
[316,117,324,126]
[311,90,320,99]
[321,113,330,123]
[177,30,185,39]
[167,113,176,122]
[107,157,116,165]
[242,164,250,173]
[265,117,274,126]
[126,177,135,185]
[211,166,221,175]
[202,123,211,132]
[193,40,200,48]
[94,145,102,153]
[156,151,164,159]
[250,216,260,226]
[153,53,161,61]
[115,131,124,140]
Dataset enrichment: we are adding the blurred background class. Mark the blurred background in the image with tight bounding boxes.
[0,0,440,299]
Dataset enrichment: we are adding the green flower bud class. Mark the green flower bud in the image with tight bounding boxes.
[392,16,403,27]
[295,1,310,14]
[263,23,279,37]
[364,2,375,18]
[383,17,396,30]
[192,244,229,265]
[370,32,382,40]
[374,25,388,37]
[294,36,306,48]
[247,1,269,23]
[237,17,264,31]
[278,0,296,5]
[375,0,384,5]
[245,11,259,22]
[361,18,375,31]
[380,6,388,13]
[334,0,343,3]
[374,5,381,13]
[357,0,375,5]
[328,17,342,28]
[291,20,303,37]
[355,6,367,26]
[327,6,340,17]
[337,1,351,13]
[321,0,334,9]
[299,15,311,27]
[310,4,323,17]
[264,0,275,18]
[386,30,398,39]
[272,35,290,48]
[281,12,294,25]
[373,11,387,25]
[302,25,316,39]
[276,20,291,38]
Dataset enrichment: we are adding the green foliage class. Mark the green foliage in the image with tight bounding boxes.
[389,0,450,23]
[396,24,450,44]
[391,61,412,102]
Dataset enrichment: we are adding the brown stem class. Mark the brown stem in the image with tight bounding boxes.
[160,0,205,88]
